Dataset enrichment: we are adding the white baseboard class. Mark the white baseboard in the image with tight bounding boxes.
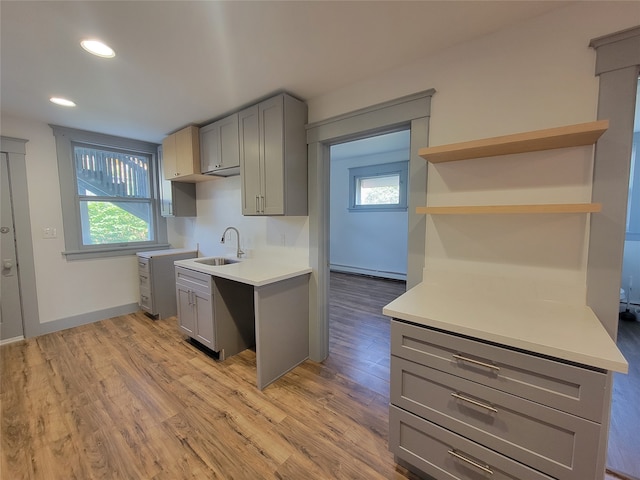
[330,264,406,281]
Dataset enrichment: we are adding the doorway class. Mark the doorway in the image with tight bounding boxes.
[329,130,411,281]
[1,152,24,341]
[0,136,39,342]
[608,77,640,480]
[306,89,434,362]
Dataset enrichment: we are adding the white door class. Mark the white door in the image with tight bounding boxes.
[1,152,24,340]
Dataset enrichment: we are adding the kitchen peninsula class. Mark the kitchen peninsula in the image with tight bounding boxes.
[174,257,311,390]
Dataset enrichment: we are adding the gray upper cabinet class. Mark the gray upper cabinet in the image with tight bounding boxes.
[158,146,196,217]
[200,113,241,176]
[239,93,308,216]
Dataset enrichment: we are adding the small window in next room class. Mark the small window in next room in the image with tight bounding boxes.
[348,161,408,212]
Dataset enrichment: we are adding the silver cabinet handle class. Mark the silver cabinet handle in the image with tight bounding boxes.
[451,392,498,413]
[448,450,494,475]
[452,354,500,372]
[261,195,265,213]
[255,195,259,213]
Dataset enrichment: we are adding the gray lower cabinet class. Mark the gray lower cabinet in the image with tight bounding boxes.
[389,320,608,480]
[175,267,255,359]
[138,249,198,318]
[238,93,308,216]
[200,113,240,176]
[176,267,215,348]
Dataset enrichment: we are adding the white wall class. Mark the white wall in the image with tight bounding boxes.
[168,175,309,265]
[622,240,640,305]
[329,149,409,280]
[2,1,638,332]
[0,115,139,324]
[308,2,640,301]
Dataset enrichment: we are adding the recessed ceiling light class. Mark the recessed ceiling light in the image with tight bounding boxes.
[50,97,76,107]
[80,39,115,58]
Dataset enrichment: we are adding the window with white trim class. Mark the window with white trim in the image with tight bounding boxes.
[348,161,408,212]
[51,125,168,259]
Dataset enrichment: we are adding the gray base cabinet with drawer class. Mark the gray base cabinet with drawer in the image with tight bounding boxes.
[389,319,609,480]
[138,249,197,319]
[175,266,255,360]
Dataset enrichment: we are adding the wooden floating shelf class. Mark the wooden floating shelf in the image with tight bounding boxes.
[417,203,603,215]
[419,120,609,163]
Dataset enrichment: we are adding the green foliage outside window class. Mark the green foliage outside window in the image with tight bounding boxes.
[87,202,149,244]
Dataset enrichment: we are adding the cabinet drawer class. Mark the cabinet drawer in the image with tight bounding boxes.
[139,286,153,312]
[391,356,599,480]
[390,405,555,480]
[138,271,151,290]
[391,320,606,422]
[137,257,150,274]
[175,267,212,295]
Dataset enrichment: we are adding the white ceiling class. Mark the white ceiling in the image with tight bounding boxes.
[1,1,574,144]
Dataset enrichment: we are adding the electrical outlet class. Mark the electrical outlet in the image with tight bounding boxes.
[42,227,57,239]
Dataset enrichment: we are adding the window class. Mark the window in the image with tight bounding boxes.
[348,161,408,211]
[51,125,168,259]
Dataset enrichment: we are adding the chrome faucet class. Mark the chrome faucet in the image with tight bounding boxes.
[221,226,245,258]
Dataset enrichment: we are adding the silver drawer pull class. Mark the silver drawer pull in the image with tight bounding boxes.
[452,354,500,372]
[448,450,494,475]
[451,392,498,413]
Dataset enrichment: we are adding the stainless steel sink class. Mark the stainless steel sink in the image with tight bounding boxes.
[194,257,240,266]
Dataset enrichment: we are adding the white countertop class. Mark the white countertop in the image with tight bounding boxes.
[174,257,311,287]
[383,280,628,373]
[137,248,198,258]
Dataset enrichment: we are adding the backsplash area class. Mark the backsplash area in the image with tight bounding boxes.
[167,175,309,265]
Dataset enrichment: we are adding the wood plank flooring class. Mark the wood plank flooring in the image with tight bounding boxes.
[608,318,640,480]
[1,272,415,480]
[1,272,635,480]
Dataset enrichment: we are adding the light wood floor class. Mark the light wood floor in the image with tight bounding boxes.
[1,272,635,480]
[1,272,415,480]
[608,318,640,480]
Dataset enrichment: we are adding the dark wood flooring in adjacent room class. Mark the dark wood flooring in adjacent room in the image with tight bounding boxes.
[608,317,640,480]
[1,272,413,480]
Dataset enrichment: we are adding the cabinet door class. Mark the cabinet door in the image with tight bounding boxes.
[162,134,178,179]
[176,284,195,336]
[194,291,215,349]
[158,146,174,216]
[260,96,285,215]
[175,126,200,177]
[218,113,240,170]
[239,105,261,215]
[199,122,219,173]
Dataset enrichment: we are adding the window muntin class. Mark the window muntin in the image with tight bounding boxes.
[349,161,408,212]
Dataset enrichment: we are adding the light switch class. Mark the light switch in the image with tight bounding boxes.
[42,227,57,239]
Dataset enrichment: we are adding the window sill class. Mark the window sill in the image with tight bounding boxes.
[348,206,408,213]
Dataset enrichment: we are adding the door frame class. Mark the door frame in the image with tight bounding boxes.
[305,89,434,361]
[586,25,640,477]
[0,136,40,340]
